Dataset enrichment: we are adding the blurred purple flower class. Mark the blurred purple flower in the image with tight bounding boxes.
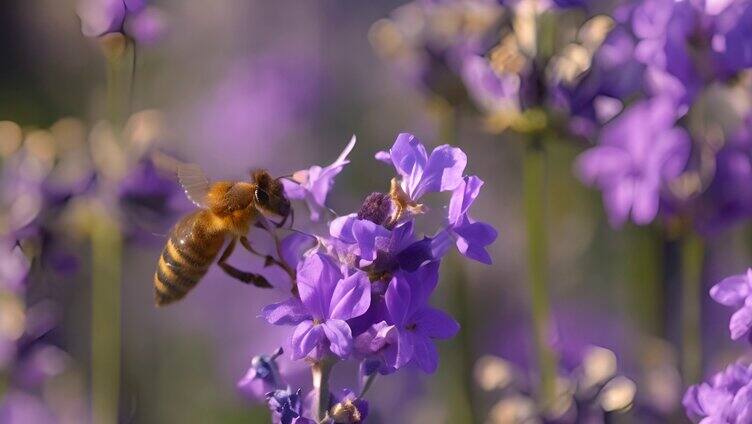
[262,253,370,360]
[283,136,356,222]
[461,55,521,116]
[693,116,752,233]
[631,0,699,108]
[711,0,752,74]
[329,389,369,424]
[382,262,459,373]
[683,360,752,423]
[0,391,56,424]
[710,268,752,340]
[576,98,690,227]
[376,133,467,203]
[238,347,284,402]
[76,0,166,43]
[0,240,30,293]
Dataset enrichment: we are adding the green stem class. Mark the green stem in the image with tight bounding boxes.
[312,359,334,421]
[359,373,377,398]
[523,138,556,408]
[91,210,122,424]
[681,231,704,385]
[439,107,476,423]
[625,226,663,337]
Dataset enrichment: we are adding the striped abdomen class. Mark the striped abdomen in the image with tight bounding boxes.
[154,211,225,306]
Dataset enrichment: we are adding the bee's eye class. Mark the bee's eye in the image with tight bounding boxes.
[254,189,270,205]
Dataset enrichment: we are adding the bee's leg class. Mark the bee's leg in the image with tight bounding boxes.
[273,213,288,228]
[240,236,288,270]
[217,238,272,288]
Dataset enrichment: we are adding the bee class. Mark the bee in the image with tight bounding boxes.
[153,164,291,306]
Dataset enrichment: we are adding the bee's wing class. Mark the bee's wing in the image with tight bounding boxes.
[178,163,211,208]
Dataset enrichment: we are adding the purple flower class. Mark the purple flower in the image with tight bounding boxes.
[712,0,752,74]
[330,216,434,274]
[76,0,166,43]
[267,388,316,424]
[461,55,521,116]
[438,175,497,264]
[576,98,690,227]
[329,214,392,263]
[237,347,284,402]
[710,269,752,341]
[354,321,399,376]
[0,391,56,424]
[283,136,357,222]
[683,361,752,423]
[631,0,700,108]
[381,262,459,373]
[262,253,371,360]
[376,133,467,205]
[0,240,30,293]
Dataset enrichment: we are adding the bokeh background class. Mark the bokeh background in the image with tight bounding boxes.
[1,0,751,423]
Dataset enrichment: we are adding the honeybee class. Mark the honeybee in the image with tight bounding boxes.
[153,164,291,306]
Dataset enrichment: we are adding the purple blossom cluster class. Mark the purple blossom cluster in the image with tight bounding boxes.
[683,269,752,422]
[237,133,497,422]
[373,0,752,233]
[0,135,88,421]
[574,0,752,231]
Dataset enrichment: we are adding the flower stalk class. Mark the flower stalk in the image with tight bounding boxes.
[90,208,122,424]
[523,137,556,408]
[312,358,335,421]
[437,104,477,423]
[681,231,704,385]
[91,34,136,424]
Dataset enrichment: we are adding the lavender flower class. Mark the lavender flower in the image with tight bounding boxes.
[710,269,752,341]
[267,388,316,424]
[283,136,357,221]
[380,262,459,373]
[683,361,752,423]
[439,175,497,264]
[237,347,284,402]
[262,253,371,360]
[376,132,466,217]
[76,0,166,43]
[576,98,691,227]
[247,132,493,421]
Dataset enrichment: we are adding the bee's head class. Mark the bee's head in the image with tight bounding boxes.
[251,169,291,219]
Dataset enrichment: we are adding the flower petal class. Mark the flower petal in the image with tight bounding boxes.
[291,321,324,360]
[414,307,460,340]
[260,298,310,325]
[329,271,371,320]
[710,274,751,306]
[412,145,467,199]
[297,253,342,320]
[385,276,411,327]
[448,176,483,224]
[384,329,414,370]
[730,305,752,340]
[389,133,428,180]
[411,334,439,373]
[279,233,317,270]
[322,319,353,358]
